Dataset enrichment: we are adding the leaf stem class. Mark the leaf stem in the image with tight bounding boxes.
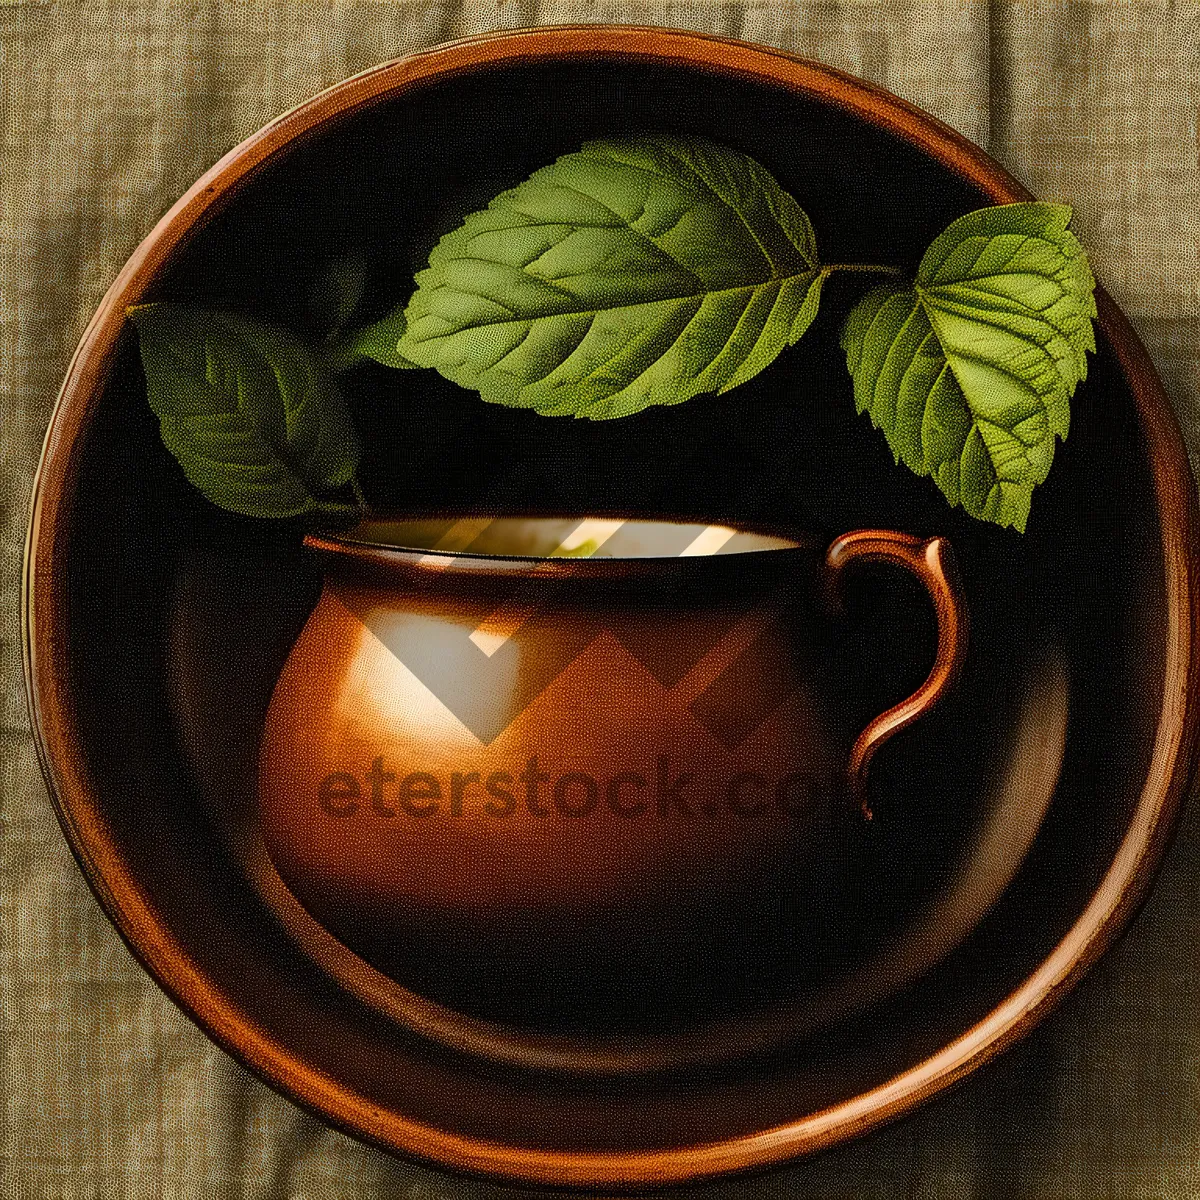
[822,263,905,277]
[349,476,371,515]
[311,497,361,519]
[319,335,364,375]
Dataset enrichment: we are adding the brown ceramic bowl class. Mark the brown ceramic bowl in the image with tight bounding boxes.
[23,25,1200,1190]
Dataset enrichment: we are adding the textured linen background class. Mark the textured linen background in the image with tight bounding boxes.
[3,3,1199,1197]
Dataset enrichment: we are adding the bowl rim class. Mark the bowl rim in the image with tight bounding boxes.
[21,23,1200,1190]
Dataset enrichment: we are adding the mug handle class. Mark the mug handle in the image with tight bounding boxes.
[823,530,969,821]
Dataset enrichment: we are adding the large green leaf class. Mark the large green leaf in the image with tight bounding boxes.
[841,203,1096,531]
[398,134,826,419]
[129,303,360,518]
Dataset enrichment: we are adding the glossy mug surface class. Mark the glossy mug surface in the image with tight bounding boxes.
[258,516,966,1047]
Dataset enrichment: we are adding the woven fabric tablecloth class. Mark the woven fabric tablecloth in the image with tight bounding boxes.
[3,3,1199,1196]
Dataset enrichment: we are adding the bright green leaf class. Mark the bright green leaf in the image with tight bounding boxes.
[841,203,1096,531]
[128,302,360,519]
[398,134,825,419]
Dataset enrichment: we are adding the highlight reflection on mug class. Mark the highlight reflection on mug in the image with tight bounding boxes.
[314,755,834,821]
[356,512,798,749]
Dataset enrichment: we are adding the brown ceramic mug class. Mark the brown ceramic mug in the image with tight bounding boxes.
[257,515,967,1071]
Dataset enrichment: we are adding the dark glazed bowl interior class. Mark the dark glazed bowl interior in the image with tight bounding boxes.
[24,27,1198,1189]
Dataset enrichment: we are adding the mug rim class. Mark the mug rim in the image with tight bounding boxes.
[304,511,819,579]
